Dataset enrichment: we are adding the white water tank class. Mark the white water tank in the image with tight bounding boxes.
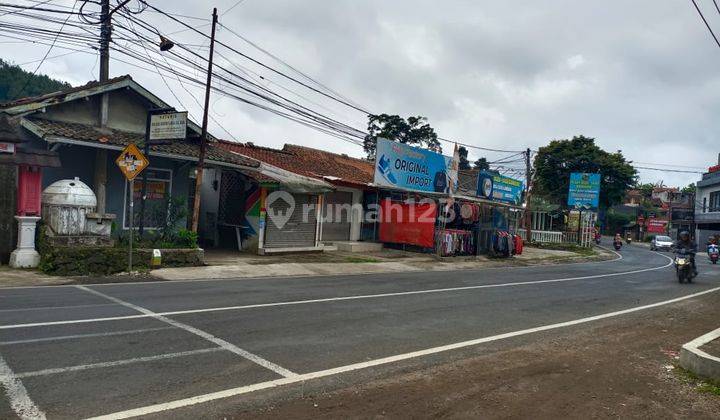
[42,177,97,235]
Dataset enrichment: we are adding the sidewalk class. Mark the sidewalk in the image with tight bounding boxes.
[0,246,615,287]
[151,246,613,282]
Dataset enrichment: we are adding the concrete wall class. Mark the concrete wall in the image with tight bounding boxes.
[199,167,221,246]
[41,89,148,134]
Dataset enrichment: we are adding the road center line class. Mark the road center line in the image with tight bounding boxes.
[15,348,223,379]
[0,327,174,346]
[74,286,297,379]
[87,285,720,420]
[0,351,45,420]
[0,257,674,331]
[0,303,121,313]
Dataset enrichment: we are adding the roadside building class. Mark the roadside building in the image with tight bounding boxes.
[695,160,720,245]
[0,75,329,257]
[217,141,371,252]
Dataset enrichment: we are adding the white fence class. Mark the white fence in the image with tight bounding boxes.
[517,228,594,247]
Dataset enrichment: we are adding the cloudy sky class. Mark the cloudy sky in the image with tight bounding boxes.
[4,0,720,187]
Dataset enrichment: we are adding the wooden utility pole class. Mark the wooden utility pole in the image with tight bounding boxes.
[524,147,532,241]
[191,8,219,233]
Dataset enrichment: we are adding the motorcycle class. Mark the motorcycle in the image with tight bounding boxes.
[708,244,719,265]
[595,233,601,245]
[674,249,696,283]
[625,235,633,245]
[613,240,622,251]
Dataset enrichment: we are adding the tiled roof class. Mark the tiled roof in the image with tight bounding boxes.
[0,75,131,109]
[218,140,374,188]
[26,118,260,168]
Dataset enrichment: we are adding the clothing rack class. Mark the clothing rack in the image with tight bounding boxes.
[435,228,476,256]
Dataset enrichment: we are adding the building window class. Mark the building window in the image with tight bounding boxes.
[703,197,707,213]
[710,191,720,213]
[123,168,173,229]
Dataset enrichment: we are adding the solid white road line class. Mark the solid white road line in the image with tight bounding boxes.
[0,303,120,313]
[0,246,627,291]
[74,286,297,379]
[0,352,45,420]
[87,285,720,420]
[0,327,174,346]
[0,257,675,331]
[15,348,223,379]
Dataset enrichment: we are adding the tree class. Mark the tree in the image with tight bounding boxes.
[635,183,655,199]
[682,183,697,194]
[473,157,489,171]
[363,114,441,159]
[533,135,637,209]
[458,146,471,170]
[0,59,70,102]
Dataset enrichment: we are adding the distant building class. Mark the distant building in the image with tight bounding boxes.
[695,157,720,245]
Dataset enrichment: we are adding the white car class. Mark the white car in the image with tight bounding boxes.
[651,235,673,251]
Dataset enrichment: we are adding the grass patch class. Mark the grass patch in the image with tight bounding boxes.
[674,365,720,396]
[344,256,381,263]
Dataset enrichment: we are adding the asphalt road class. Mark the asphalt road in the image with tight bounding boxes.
[1,245,719,419]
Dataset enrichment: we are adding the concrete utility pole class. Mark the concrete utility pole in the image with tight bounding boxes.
[524,147,532,241]
[191,7,219,233]
[94,0,112,215]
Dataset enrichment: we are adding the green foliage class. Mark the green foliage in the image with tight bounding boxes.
[473,157,490,171]
[0,59,70,102]
[458,146,471,170]
[605,209,632,235]
[533,136,637,209]
[363,114,441,159]
[118,196,196,249]
[636,183,655,199]
[682,183,697,194]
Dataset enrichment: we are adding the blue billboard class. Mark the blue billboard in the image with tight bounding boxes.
[374,138,454,194]
[568,172,601,209]
[476,171,524,205]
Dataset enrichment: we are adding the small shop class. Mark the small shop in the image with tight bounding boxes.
[370,139,524,258]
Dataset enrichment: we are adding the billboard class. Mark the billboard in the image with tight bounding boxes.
[568,172,601,209]
[476,171,524,205]
[374,138,454,194]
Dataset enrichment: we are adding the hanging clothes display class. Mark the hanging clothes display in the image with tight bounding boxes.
[436,229,476,256]
[488,230,522,258]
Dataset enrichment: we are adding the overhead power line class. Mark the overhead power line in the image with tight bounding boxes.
[690,0,720,49]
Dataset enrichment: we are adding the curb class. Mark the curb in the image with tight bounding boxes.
[679,327,720,381]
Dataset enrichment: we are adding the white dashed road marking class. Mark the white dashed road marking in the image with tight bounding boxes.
[74,286,297,378]
[0,352,45,420]
[87,285,720,420]
[15,348,223,379]
[0,257,674,331]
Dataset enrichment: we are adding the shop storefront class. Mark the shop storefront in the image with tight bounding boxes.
[370,139,524,258]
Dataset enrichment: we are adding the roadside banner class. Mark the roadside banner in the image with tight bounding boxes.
[374,138,453,194]
[476,170,524,205]
[568,172,601,209]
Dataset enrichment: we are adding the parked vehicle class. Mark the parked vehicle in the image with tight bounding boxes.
[595,232,601,245]
[708,244,719,264]
[625,234,632,245]
[650,235,673,251]
[674,249,696,283]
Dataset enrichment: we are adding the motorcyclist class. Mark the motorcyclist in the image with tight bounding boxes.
[613,233,622,248]
[675,231,698,276]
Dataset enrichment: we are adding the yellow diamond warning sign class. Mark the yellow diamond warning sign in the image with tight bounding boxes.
[115,143,149,181]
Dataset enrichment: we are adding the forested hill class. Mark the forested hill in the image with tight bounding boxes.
[0,59,71,104]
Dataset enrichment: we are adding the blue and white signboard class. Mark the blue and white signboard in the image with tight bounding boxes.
[567,172,601,209]
[476,171,524,205]
[374,138,454,194]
